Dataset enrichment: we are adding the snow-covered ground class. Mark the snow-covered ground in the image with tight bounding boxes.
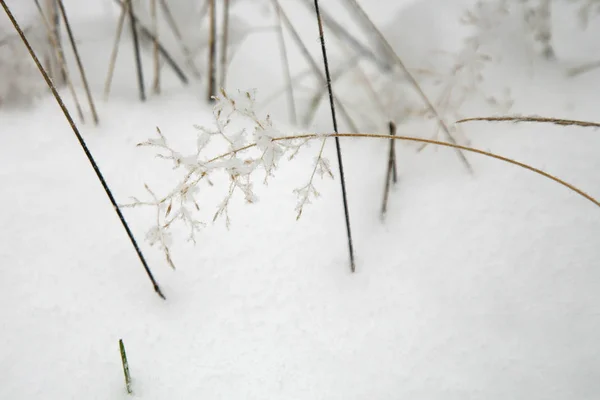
[2,0,600,399]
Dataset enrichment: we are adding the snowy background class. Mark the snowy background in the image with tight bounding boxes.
[2,0,600,399]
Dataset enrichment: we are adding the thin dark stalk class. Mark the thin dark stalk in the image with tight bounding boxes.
[390,121,398,183]
[313,0,355,273]
[113,0,189,86]
[207,0,216,102]
[381,121,397,218]
[127,0,146,102]
[0,0,165,300]
[56,0,99,124]
[273,0,297,124]
[220,0,230,89]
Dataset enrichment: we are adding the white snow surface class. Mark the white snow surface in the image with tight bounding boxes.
[2,0,600,399]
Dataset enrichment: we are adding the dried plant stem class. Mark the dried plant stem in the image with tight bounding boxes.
[207,132,600,209]
[343,0,472,173]
[207,0,217,102]
[273,0,360,132]
[272,0,297,124]
[34,0,85,122]
[220,0,230,89]
[313,0,356,273]
[118,339,132,394]
[158,0,202,78]
[104,0,129,101]
[151,0,160,94]
[0,0,166,300]
[56,0,99,124]
[381,121,398,218]
[457,116,600,128]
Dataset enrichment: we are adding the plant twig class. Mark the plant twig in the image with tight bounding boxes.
[313,0,356,273]
[457,115,600,128]
[0,0,166,300]
[118,339,133,395]
[128,0,146,102]
[56,0,99,124]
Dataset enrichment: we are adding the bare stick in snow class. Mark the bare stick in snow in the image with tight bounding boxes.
[104,0,129,101]
[56,0,99,125]
[0,0,166,300]
[207,0,217,102]
[313,0,356,273]
[119,339,133,394]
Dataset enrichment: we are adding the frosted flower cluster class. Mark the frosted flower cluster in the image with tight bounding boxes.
[124,89,332,268]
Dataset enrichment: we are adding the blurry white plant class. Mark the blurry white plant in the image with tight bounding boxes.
[123,89,333,268]
[0,26,47,107]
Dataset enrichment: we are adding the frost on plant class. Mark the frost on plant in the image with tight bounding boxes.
[123,89,332,268]
[0,26,47,107]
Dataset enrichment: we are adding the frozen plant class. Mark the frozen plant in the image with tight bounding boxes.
[0,26,47,107]
[123,89,333,268]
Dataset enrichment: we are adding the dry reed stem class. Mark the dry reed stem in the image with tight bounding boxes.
[56,0,99,124]
[104,0,128,101]
[457,116,600,128]
[204,132,600,209]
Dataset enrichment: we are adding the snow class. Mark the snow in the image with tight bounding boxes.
[2,0,600,399]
